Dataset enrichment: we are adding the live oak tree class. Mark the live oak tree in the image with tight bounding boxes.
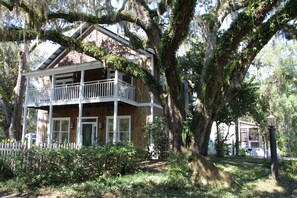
[0,0,297,156]
[187,0,297,155]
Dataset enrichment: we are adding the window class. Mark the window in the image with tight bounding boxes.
[53,118,70,144]
[106,116,131,142]
[250,142,259,148]
[107,69,133,85]
[249,128,259,141]
[240,128,248,142]
[55,73,74,85]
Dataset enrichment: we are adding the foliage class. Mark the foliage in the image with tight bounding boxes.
[12,142,141,187]
[142,117,170,159]
[254,38,297,156]
[217,80,269,126]
[181,119,193,148]
[238,148,249,156]
[167,152,192,178]
[2,156,297,197]
[278,160,297,179]
[0,158,13,181]
[214,126,225,158]
[0,42,19,137]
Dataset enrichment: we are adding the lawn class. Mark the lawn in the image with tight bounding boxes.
[0,156,296,198]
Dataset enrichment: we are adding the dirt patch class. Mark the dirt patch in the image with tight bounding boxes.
[140,160,170,172]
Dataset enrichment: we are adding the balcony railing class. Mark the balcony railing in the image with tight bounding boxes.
[27,79,135,106]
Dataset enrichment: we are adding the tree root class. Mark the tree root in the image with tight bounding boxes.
[187,151,241,188]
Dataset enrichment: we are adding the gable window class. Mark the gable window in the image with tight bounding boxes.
[106,116,131,142]
[53,118,70,144]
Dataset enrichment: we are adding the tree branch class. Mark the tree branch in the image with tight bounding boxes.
[46,11,138,26]
[282,23,297,40]
[216,0,247,25]
[216,0,280,67]
[224,0,297,102]
[0,0,14,11]
[0,27,164,102]
[161,0,196,60]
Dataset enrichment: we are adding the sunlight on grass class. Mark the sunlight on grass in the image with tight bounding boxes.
[1,156,296,197]
[247,178,284,193]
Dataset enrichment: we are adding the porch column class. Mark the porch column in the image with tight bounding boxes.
[21,78,29,144]
[47,74,55,144]
[113,70,119,143]
[77,70,85,146]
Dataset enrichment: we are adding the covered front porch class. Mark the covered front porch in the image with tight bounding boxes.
[34,103,138,147]
[21,61,138,146]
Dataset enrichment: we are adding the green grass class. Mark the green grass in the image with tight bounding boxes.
[1,156,296,198]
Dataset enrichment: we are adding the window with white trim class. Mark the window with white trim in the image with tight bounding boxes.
[53,118,70,144]
[106,116,131,142]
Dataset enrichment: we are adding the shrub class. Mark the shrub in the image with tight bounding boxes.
[238,148,249,156]
[13,142,140,187]
[143,117,170,159]
[279,160,297,178]
[0,157,13,181]
[167,152,192,178]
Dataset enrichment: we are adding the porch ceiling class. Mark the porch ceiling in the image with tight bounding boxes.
[22,61,103,77]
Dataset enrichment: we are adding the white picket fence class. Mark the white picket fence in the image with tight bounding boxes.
[0,142,79,159]
[0,142,23,158]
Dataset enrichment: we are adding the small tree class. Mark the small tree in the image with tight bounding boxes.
[143,117,170,159]
[216,80,269,156]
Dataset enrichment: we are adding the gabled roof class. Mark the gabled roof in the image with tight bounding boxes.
[37,23,154,71]
[239,120,259,128]
[38,23,94,70]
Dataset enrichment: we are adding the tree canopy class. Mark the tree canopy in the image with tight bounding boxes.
[255,38,297,156]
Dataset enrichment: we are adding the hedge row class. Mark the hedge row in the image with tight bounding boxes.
[0,142,145,187]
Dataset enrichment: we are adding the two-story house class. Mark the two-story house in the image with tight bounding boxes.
[21,23,163,148]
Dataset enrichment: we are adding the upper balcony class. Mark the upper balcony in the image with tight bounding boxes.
[26,79,135,107]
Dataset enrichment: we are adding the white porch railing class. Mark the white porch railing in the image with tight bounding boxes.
[84,79,114,99]
[54,83,80,101]
[118,80,135,100]
[26,79,135,106]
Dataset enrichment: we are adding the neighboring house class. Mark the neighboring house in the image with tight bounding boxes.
[209,120,265,157]
[21,23,163,148]
[239,120,261,149]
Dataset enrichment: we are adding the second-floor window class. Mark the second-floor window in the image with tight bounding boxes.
[55,73,74,86]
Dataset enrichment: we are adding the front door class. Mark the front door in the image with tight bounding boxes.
[81,118,98,146]
[82,123,93,146]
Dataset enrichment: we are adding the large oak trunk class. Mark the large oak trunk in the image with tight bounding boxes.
[163,93,185,152]
[193,110,215,156]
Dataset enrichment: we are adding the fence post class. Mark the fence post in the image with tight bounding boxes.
[28,133,33,149]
